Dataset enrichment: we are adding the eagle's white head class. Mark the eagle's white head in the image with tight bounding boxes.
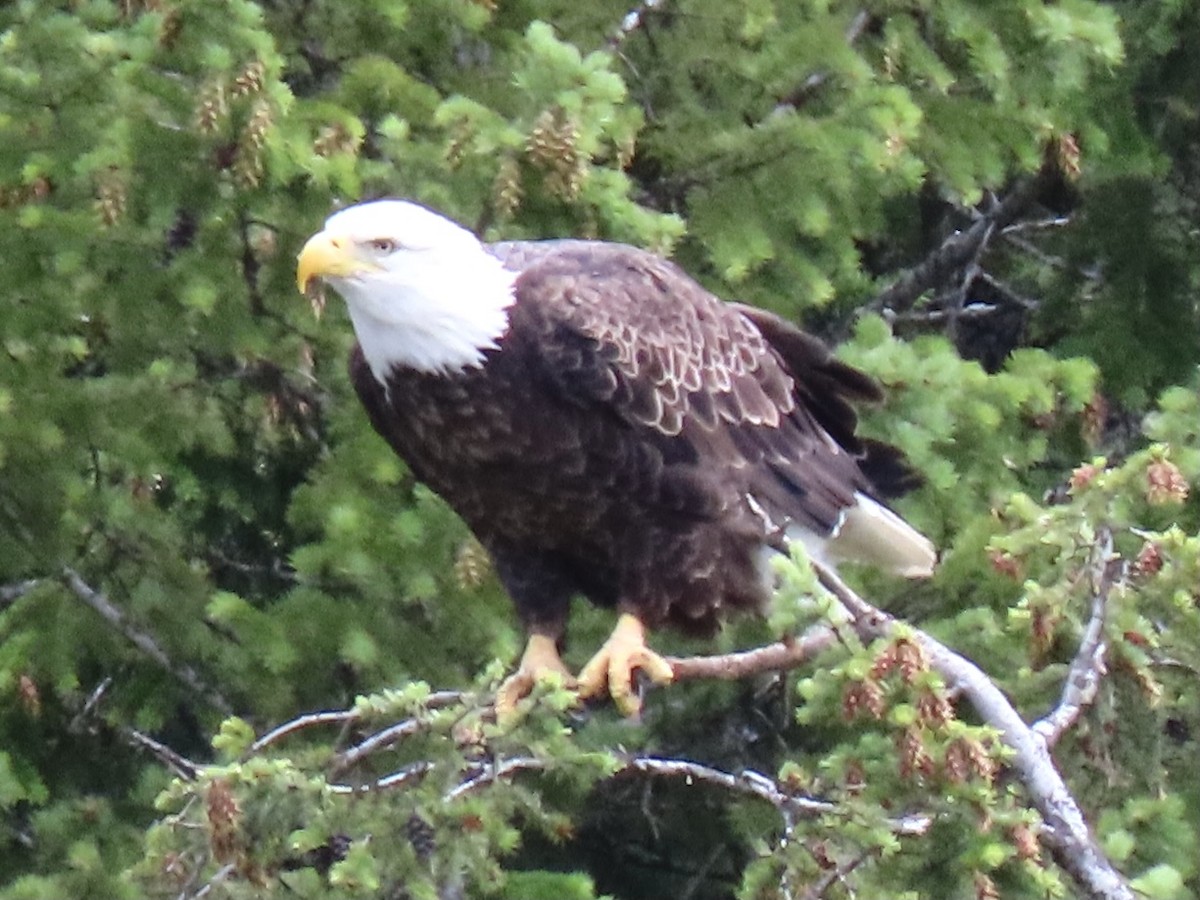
[296,200,517,379]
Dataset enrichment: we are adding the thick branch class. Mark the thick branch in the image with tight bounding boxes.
[1033,529,1118,748]
[812,562,1134,900]
[871,176,1046,316]
[61,568,232,715]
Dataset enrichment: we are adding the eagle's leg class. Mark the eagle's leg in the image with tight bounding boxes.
[577,611,674,717]
[495,631,575,720]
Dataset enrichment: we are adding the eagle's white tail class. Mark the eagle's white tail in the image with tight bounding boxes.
[788,493,936,578]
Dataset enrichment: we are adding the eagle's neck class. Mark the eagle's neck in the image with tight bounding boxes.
[340,248,518,381]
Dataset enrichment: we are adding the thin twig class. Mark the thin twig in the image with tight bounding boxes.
[800,851,870,900]
[128,727,202,781]
[328,760,437,795]
[772,11,871,114]
[1002,216,1071,234]
[626,757,906,832]
[444,756,546,802]
[812,562,1135,900]
[623,756,931,836]
[61,568,233,715]
[0,578,40,609]
[329,690,466,775]
[1033,529,1119,748]
[181,862,235,900]
[331,719,433,775]
[250,710,357,754]
[68,677,114,734]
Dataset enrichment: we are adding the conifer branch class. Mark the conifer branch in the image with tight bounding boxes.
[1033,528,1119,748]
[811,561,1135,900]
[61,568,233,715]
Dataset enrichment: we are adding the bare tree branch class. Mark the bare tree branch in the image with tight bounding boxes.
[667,624,840,681]
[250,710,357,754]
[811,561,1135,900]
[621,756,930,836]
[870,175,1047,316]
[68,677,114,734]
[0,577,39,610]
[61,568,233,715]
[128,727,202,781]
[1034,529,1119,748]
[330,690,465,775]
[328,760,437,795]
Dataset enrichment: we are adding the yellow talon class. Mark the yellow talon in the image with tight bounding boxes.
[577,612,674,717]
[495,632,574,722]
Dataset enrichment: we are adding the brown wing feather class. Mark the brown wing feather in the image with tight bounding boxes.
[502,242,887,536]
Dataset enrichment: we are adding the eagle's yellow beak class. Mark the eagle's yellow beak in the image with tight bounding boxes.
[296,232,367,293]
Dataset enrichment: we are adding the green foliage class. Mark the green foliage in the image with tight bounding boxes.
[3,0,1200,898]
[132,681,618,899]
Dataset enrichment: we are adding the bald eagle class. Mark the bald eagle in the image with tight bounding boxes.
[296,200,935,716]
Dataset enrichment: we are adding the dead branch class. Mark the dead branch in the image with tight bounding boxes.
[68,676,114,734]
[61,568,233,715]
[1034,528,1119,748]
[812,561,1134,900]
[128,727,202,781]
[870,175,1047,316]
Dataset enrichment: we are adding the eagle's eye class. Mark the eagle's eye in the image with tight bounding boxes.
[366,238,397,254]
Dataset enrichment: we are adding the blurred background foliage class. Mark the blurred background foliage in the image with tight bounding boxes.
[1,0,1199,897]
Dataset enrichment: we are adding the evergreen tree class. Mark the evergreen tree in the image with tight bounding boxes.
[1,1,1198,898]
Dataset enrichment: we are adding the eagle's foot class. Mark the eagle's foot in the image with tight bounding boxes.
[495,632,574,722]
[577,612,674,717]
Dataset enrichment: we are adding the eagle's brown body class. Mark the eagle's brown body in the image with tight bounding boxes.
[349,240,917,644]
